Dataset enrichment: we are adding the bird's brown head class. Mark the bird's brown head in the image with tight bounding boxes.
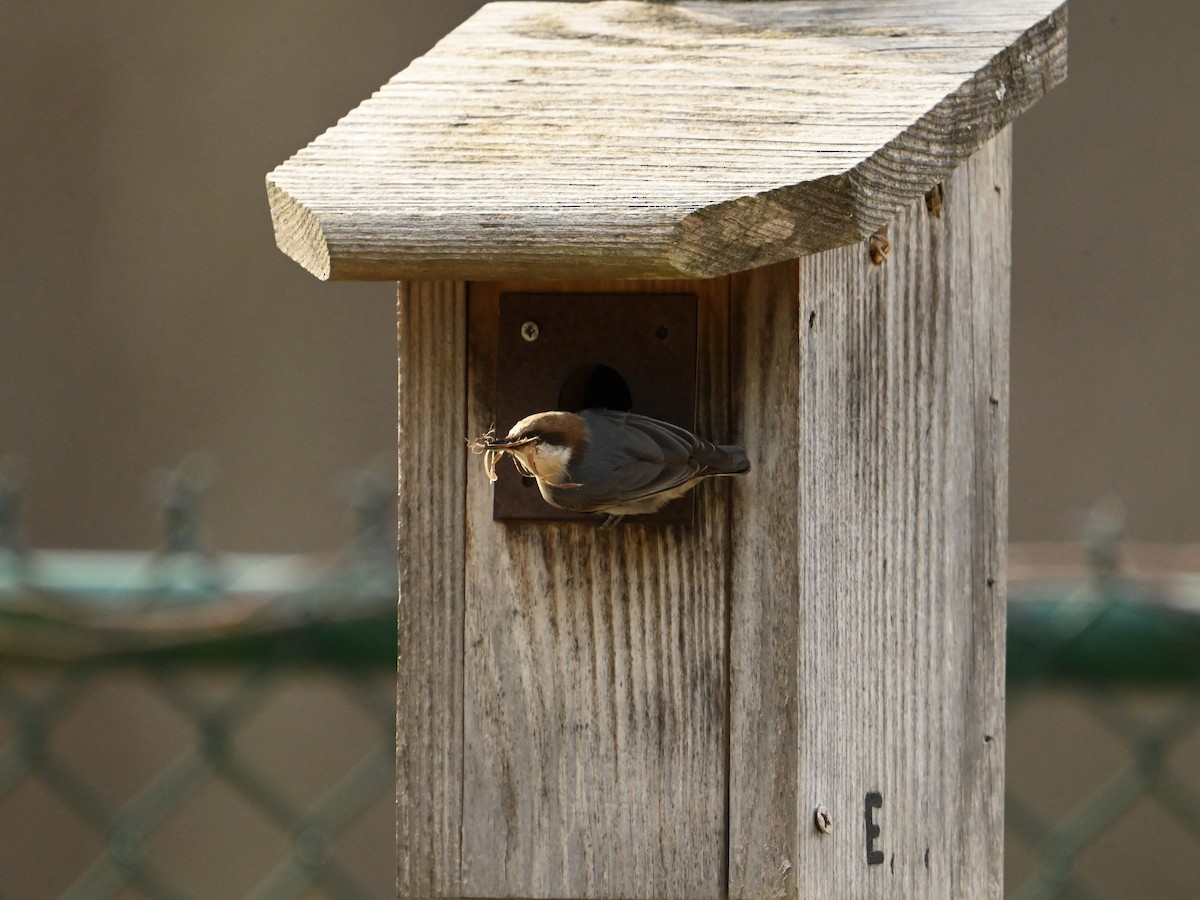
[471,411,589,485]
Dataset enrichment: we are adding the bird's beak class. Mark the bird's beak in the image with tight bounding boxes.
[486,435,538,449]
[469,433,539,483]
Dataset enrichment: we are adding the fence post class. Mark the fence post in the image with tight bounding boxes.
[267,2,1068,896]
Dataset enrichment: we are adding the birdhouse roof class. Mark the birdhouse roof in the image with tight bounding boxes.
[266,0,1066,281]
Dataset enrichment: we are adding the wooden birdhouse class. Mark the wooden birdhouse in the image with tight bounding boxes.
[266,2,1067,897]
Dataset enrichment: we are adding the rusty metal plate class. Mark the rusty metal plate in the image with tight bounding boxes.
[493,292,698,523]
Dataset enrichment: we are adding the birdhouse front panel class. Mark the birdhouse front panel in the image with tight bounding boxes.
[459,276,730,897]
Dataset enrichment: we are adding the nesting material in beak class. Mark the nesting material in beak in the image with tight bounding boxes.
[468,429,537,483]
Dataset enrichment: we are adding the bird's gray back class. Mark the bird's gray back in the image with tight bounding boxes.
[555,409,742,509]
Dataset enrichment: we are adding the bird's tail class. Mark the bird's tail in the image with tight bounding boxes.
[711,444,751,475]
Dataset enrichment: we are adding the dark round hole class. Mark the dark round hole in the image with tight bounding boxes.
[558,364,633,412]
[521,476,535,488]
[655,325,669,340]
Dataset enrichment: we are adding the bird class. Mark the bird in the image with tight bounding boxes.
[470,408,750,525]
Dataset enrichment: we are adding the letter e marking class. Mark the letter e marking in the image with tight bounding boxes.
[864,791,884,866]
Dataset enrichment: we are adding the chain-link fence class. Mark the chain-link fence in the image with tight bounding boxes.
[1,472,1197,898]
[1004,521,1200,900]
[0,466,400,899]
[0,665,395,899]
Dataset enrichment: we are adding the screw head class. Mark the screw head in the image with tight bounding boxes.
[868,228,891,265]
[520,320,540,342]
[814,805,833,834]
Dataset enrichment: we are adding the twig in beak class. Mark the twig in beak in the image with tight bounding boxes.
[468,429,538,484]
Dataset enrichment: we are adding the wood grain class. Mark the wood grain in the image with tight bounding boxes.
[267,0,1065,281]
[727,259,803,899]
[396,137,1012,899]
[396,280,466,897]
[461,277,731,898]
[793,127,1010,898]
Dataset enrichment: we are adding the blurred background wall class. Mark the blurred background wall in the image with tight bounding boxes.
[1,1,1197,898]
[1,1,476,554]
[0,1,1196,552]
[1009,1,1200,543]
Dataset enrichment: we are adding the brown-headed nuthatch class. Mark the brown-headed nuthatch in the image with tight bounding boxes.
[471,408,750,525]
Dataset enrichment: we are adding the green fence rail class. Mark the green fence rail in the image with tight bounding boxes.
[5,557,1200,679]
[1004,558,1200,900]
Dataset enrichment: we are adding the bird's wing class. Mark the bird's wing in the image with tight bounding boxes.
[574,410,702,503]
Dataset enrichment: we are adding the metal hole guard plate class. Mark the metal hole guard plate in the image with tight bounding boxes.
[493,292,699,523]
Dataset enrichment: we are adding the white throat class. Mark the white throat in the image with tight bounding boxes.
[531,443,574,484]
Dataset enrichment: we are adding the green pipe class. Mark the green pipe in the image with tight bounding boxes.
[3,552,1199,683]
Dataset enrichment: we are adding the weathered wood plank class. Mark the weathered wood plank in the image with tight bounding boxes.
[396,280,466,897]
[728,132,1010,899]
[462,277,730,898]
[267,0,1065,281]
[785,127,1011,898]
[727,259,803,898]
[954,125,1010,898]
[396,140,1012,900]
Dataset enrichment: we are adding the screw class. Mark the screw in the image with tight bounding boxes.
[520,321,540,342]
[815,805,833,834]
[925,183,944,218]
[868,228,891,265]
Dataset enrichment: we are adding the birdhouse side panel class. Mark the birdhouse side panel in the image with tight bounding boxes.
[797,128,1009,899]
[729,128,1011,898]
